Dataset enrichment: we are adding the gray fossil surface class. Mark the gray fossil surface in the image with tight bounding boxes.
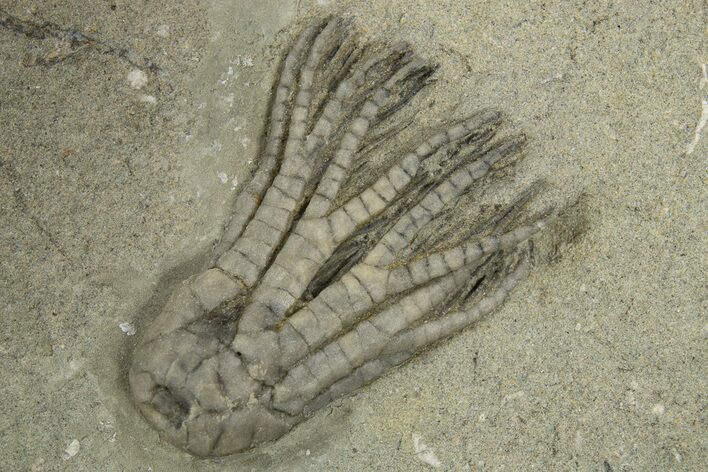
[129,17,584,457]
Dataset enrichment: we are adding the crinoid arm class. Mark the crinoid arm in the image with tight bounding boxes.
[129,16,584,458]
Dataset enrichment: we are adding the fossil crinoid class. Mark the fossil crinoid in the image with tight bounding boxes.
[129,17,582,457]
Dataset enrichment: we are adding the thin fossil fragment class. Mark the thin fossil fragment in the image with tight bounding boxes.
[129,17,584,457]
[0,8,160,71]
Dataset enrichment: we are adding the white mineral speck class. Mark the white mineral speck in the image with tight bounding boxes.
[63,439,80,460]
[686,64,707,155]
[127,69,148,89]
[651,403,665,416]
[156,25,169,38]
[64,359,82,379]
[218,172,228,184]
[119,322,136,336]
[140,95,157,105]
[672,448,682,463]
[412,433,442,468]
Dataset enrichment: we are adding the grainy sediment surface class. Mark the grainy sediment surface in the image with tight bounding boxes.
[1,0,704,470]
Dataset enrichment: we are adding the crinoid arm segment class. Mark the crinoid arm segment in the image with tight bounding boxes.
[129,16,584,457]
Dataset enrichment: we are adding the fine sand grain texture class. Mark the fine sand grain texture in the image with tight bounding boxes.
[1,1,705,471]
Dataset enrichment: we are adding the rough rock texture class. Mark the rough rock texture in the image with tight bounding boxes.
[1,0,704,470]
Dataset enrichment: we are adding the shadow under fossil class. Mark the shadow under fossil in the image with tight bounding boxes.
[128,16,585,457]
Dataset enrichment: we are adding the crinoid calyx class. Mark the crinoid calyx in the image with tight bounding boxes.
[129,17,583,457]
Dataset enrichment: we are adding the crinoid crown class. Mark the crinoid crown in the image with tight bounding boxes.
[129,17,583,457]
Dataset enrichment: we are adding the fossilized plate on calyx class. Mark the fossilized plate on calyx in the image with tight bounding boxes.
[128,16,585,457]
